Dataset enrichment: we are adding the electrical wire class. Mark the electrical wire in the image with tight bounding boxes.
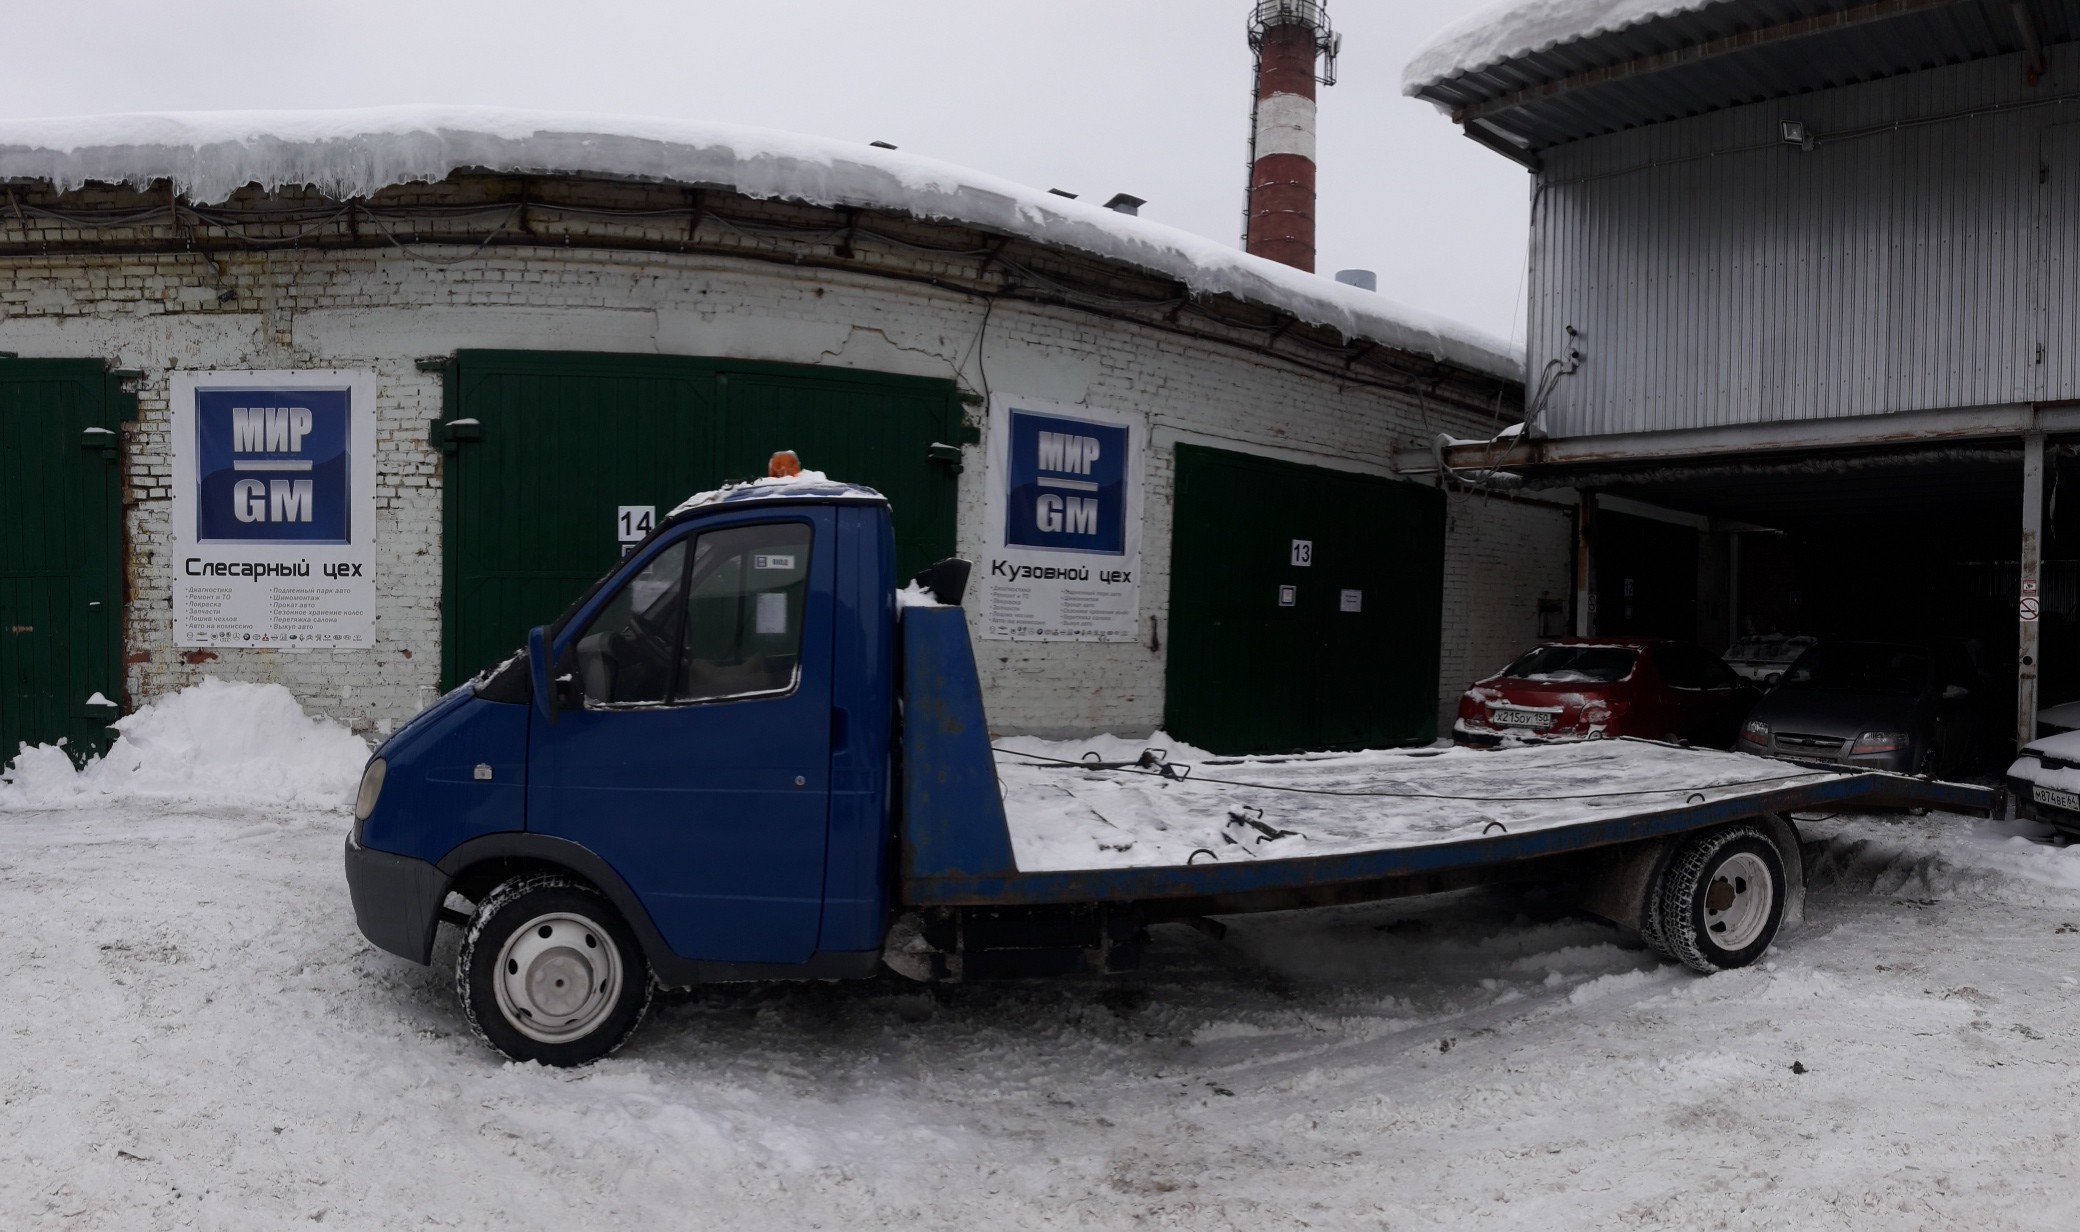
[990,745,1832,803]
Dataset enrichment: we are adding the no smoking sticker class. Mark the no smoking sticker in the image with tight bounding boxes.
[2022,596,2042,622]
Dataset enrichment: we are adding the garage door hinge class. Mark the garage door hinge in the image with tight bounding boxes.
[80,426,119,457]
[926,442,964,473]
[429,417,483,450]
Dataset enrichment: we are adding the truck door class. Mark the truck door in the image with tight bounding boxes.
[527,507,836,965]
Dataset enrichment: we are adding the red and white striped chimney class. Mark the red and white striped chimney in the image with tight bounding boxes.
[1244,0,1337,272]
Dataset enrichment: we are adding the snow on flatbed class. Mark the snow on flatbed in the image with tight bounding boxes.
[995,735,1839,873]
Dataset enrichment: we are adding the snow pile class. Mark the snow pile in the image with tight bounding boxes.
[894,581,945,612]
[0,106,1519,381]
[1403,0,1718,96]
[1805,814,2080,908]
[0,678,370,813]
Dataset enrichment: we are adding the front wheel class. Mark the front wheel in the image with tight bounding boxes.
[457,874,653,1066]
[1657,827,1786,974]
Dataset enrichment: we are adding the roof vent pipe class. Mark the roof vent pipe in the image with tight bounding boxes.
[1333,268,1376,291]
[1103,193,1146,215]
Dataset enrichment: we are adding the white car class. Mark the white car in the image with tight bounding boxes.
[2006,729,2080,838]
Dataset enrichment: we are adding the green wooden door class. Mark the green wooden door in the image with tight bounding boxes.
[441,352,965,687]
[715,367,961,587]
[0,359,127,767]
[1163,444,1445,755]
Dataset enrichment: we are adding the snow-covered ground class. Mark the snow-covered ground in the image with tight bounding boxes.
[8,690,2080,1228]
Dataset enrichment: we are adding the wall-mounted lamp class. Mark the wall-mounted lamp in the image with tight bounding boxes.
[1780,120,1814,151]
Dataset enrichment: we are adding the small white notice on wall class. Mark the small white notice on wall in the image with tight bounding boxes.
[1340,589,1363,613]
[617,506,656,543]
[1278,585,1297,607]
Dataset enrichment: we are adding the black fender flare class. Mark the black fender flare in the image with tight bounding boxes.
[436,833,684,981]
[433,833,883,988]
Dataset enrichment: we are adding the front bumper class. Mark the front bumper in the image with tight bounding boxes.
[2007,775,2080,834]
[1736,738,1914,774]
[344,837,451,965]
[1453,720,1602,748]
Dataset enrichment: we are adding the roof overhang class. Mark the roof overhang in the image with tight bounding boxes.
[1398,400,2080,481]
[1409,0,2074,163]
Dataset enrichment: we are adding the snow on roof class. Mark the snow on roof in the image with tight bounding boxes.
[1403,0,1718,97]
[667,471,885,519]
[0,106,1520,383]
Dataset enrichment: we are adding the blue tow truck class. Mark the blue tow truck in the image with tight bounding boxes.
[344,475,1995,1065]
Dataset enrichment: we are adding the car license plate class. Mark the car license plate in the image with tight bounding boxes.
[2034,785,2080,813]
[1490,708,1556,730]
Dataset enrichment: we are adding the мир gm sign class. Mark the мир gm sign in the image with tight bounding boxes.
[1002,409,1128,556]
[981,397,1145,642]
[195,387,351,543]
[170,372,377,649]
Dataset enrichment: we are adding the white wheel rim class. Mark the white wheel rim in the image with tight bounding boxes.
[1701,851,1774,951]
[493,911,624,1045]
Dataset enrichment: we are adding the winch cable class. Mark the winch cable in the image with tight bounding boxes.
[989,746,1834,804]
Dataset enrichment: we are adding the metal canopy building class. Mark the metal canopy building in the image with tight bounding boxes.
[1404,0,2080,752]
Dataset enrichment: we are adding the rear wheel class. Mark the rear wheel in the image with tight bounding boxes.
[458,874,653,1066]
[1657,827,1786,973]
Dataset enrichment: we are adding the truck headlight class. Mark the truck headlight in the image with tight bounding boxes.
[1740,719,1771,744]
[1850,731,1910,756]
[354,757,388,824]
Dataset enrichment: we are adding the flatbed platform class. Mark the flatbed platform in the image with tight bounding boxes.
[898,614,1996,909]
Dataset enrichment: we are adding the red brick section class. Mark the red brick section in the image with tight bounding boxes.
[1253,22,1320,104]
[1246,21,1318,272]
[1248,154,1316,272]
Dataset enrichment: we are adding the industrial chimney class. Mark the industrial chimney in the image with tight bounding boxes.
[1244,0,1338,272]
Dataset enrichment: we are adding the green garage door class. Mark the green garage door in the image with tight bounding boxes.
[439,352,966,686]
[1164,445,1446,754]
[0,359,128,767]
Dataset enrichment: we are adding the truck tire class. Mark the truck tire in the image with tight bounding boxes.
[1657,826,1786,974]
[457,874,653,1066]
[1636,876,1674,960]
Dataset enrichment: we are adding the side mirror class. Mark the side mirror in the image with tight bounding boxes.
[1942,684,1970,701]
[527,626,558,724]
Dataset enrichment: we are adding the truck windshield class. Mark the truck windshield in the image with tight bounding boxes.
[1502,645,1638,683]
[1780,644,1929,697]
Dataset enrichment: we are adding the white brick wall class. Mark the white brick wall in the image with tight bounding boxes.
[1439,491,1577,730]
[0,213,1568,740]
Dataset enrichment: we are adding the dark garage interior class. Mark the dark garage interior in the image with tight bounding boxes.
[1565,444,2080,761]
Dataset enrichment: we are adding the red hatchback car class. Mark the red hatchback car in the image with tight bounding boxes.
[1454,638,1760,748]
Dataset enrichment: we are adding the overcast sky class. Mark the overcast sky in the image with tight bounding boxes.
[4,0,1529,345]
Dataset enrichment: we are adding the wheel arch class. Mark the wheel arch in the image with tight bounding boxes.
[1570,810,1805,937]
[1751,811,1806,933]
[437,834,681,978]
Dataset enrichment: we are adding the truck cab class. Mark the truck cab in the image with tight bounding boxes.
[345,476,903,1064]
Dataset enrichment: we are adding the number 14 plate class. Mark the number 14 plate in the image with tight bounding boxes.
[2034,784,2080,814]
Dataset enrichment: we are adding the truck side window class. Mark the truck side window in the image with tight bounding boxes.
[571,541,690,706]
[677,522,813,703]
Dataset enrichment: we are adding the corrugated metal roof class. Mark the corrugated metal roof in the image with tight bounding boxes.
[1413,0,2075,155]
